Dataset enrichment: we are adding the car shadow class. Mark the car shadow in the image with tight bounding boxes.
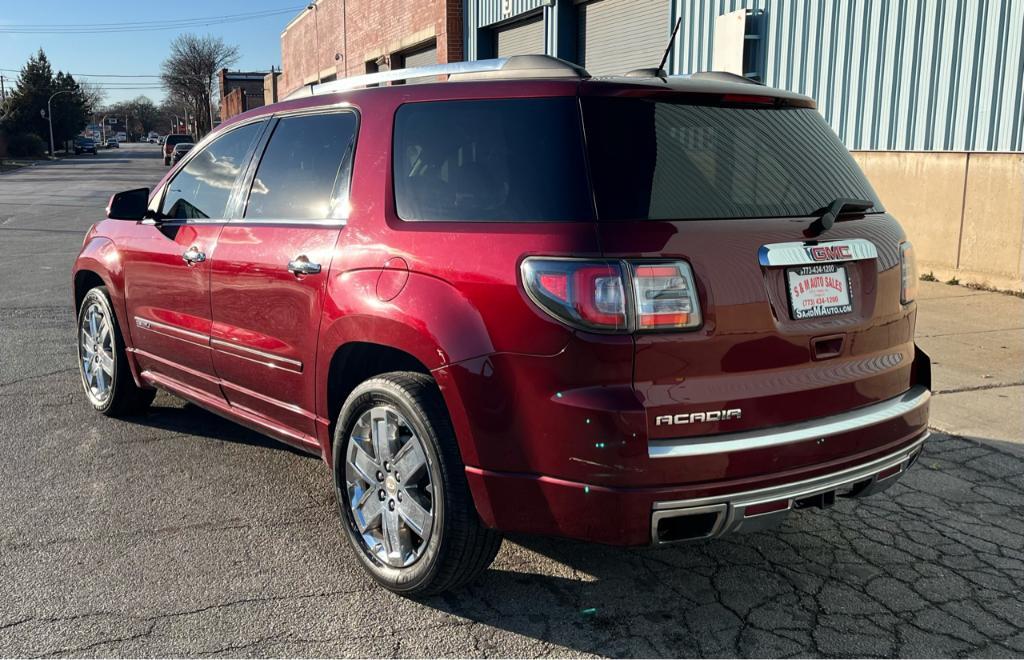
[416,432,1024,657]
[129,401,317,459]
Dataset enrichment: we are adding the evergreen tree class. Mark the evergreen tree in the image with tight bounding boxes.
[51,71,89,146]
[5,49,54,143]
[1,49,92,153]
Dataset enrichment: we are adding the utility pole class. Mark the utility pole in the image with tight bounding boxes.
[47,89,72,157]
[0,74,6,101]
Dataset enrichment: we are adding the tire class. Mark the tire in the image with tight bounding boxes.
[163,156,170,166]
[77,286,155,417]
[332,372,501,596]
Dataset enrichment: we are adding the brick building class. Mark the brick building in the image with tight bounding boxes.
[218,70,270,120]
[279,0,462,98]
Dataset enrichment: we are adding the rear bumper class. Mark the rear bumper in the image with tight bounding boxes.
[464,385,929,545]
[651,431,926,543]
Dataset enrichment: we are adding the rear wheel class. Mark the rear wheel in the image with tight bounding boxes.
[333,372,501,596]
[163,156,170,166]
[77,286,155,417]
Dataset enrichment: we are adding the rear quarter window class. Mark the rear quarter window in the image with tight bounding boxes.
[392,98,593,222]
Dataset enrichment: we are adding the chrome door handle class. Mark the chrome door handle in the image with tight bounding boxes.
[182,246,206,265]
[287,255,321,276]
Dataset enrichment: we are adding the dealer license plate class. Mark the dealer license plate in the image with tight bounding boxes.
[786,264,852,319]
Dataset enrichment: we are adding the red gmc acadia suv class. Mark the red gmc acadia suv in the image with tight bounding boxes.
[72,56,931,595]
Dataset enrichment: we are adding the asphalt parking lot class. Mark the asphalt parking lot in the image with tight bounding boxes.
[1,143,1023,657]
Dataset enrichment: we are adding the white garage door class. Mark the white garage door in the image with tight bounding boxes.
[577,0,670,76]
[495,13,545,57]
[403,45,437,69]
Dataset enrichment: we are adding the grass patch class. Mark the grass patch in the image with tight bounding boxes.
[946,277,960,286]
[920,272,938,282]
[965,281,1024,299]
[0,159,38,173]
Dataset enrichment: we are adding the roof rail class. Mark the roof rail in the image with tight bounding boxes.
[284,55,589,100]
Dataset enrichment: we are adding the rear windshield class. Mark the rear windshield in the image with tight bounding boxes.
[582,98,882,220]
[390,96,881,223]
[166,134,193,146]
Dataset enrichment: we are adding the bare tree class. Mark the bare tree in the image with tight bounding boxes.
[78,81,106,113]
[160,34,239,139]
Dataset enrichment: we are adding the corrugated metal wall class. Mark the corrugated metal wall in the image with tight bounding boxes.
[673,0,1024,152]
[496,13,546,56]
[477,0,549,26]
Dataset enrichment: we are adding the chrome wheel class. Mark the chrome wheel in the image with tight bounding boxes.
[345,405,434,568]
[78,300,115,405]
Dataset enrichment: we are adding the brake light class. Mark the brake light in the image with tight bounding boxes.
[721,94,776,105]
[899,241,918,304]
[522,260,627,332]
[521,258,701,333]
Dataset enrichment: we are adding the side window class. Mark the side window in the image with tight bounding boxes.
[161,122,263,220]
[391,98,593,222]
[244,112,358,221]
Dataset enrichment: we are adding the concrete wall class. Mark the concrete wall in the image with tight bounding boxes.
[853,151,1024,292]
[280,0,463,98]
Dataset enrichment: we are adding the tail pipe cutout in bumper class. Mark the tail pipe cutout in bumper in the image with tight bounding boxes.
[650,386,930,544]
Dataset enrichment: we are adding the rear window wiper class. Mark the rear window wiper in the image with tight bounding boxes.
[807,198,874,236]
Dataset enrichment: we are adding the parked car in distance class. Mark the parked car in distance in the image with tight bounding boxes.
[105,138,119,149]
[170,142,193,164]
[162,133,193,165]
[73,55,930,597]
[74,138,97,155]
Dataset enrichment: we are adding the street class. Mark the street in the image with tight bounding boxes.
[0,143,1022,657]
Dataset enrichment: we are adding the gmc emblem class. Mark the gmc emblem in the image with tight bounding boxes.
[806,245,852,261]
[656,409,742,426]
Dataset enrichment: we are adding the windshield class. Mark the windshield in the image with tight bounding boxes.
[582,98,882,221]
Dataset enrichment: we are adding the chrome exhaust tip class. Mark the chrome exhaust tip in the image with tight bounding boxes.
[651,503,727,544]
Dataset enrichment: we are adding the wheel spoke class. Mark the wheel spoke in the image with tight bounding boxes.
[382,508,406,562]
[94,364,106,392]
[353,487,384,533]
[88,310,99,339]
[392,436,427,482]
[397,493,432,539]
[370,407,394,464]
[84,359,96,387]
[97,350,115,376]
[350,443,380,486]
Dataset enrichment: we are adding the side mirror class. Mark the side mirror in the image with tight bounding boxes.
[106,188,151,221]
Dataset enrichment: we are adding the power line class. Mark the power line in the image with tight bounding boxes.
[0,7,301,34]
[0,68,162,78]
[2,6,300,28]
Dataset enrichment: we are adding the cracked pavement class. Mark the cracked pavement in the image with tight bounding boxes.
[1,145,1023,657]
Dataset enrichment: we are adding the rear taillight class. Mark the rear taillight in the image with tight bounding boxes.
[521,258,701,333]
[900,241,918,304]
[521,260,628,332]
[631,262,702,330]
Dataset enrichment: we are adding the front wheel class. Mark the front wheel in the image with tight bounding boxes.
[333,372,501,596]
[77,286,155,417]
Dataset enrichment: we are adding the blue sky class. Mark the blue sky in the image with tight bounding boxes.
[0,1,298,105]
